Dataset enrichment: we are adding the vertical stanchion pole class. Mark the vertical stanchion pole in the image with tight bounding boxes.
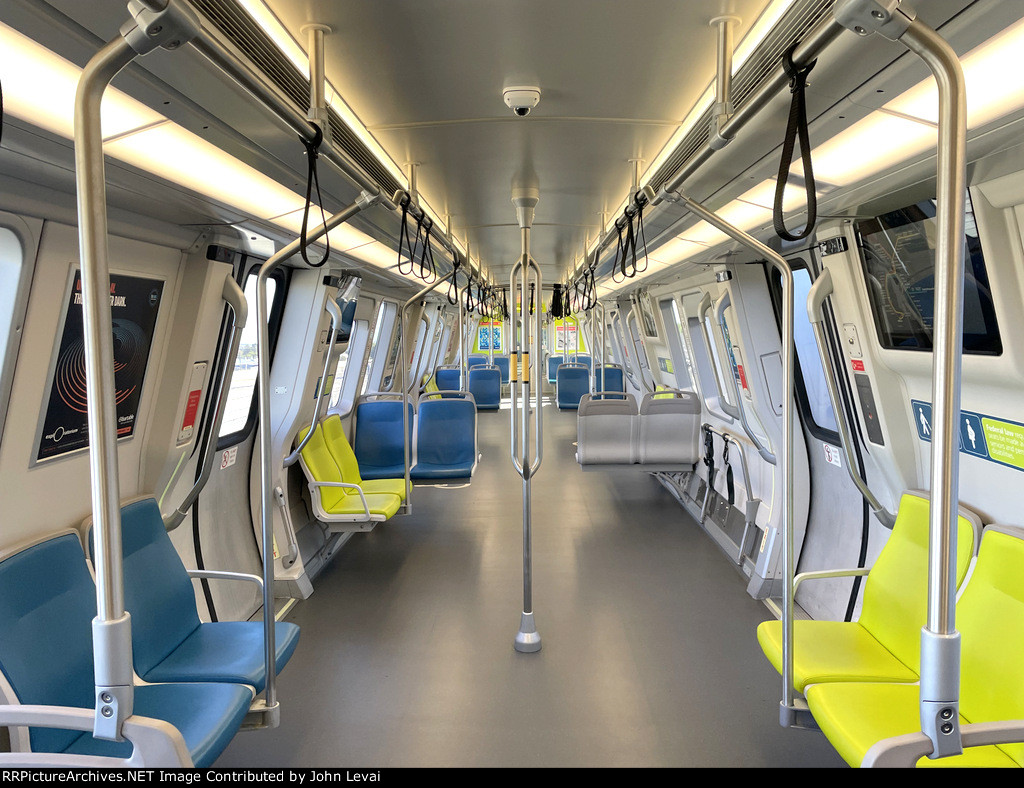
[511,185,542,653]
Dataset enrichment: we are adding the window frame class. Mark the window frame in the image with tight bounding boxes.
[216,260,289,449]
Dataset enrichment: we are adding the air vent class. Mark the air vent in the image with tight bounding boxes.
[190,0,402,197]
[649,0,835,193]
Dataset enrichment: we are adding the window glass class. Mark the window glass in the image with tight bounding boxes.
[0,228,22,371]
[361,302,395,394]
[792,269,839,433]
[856,194,1000,354]
[220,275,276,437]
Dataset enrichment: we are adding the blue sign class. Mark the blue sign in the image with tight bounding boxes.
[911,399,1024,473]
[912,400,933,442]
[959,412,987,458]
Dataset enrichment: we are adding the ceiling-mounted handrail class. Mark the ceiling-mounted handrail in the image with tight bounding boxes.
[806,269,895,528]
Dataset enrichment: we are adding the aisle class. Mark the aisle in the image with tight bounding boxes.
[218,400,843,767]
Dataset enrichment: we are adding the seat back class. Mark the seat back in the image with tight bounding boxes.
[574,354,592,370]
[958,525,1024,766]
[467,365,501,410]
[576,393,638,465]
[637,390,701,465]
[352,396,413,476]
[467,354,488,370]
[546,355,564,383]
[83,498,204,681]
[415,396,477,471]
[434,365,462,393]
[0,532,98,753]
[321,413,364,485]
[297,423,349,511]
[492,356,510,385]
[858,491,980,673]
[556,363,590,409]
[594,364,625,396]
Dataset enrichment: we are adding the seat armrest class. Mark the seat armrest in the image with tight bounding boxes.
[307,480,372,518]
[793,567,870,595]
[186,569,264,591]
[863,720,1024,767]
[0,705,191,767]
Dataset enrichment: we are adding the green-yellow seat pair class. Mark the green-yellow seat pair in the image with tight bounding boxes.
[758,493,1024,767]
[297,414,406,522]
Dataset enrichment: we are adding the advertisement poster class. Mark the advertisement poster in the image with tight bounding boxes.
[477,323,502,352]
[37,270,164,461]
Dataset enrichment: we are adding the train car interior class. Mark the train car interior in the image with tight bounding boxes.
[1,0,1024,769]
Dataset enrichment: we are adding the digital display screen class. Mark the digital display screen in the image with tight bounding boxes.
[856,195,1001,354]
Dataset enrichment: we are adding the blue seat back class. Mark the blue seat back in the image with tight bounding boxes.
[88,499,202,679]
[416,398,477,467]
[574,354,593,370]
[0,533,99,753]
[353,399,414,472]
[594,365,625,396]
[547,355,564,383]
[468,354,488,370]
[468,366,501,409]
[492,356,510,384]
[434,367,462,392]
[556,363,590,409]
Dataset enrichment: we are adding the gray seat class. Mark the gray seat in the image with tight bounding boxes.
[637,390,701,466]
[576,393,638,466]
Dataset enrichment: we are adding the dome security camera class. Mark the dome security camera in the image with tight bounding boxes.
[503,86,541,117]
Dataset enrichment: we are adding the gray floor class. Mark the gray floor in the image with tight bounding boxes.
[218,400,845,767]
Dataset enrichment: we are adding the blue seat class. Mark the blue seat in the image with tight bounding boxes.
[492,356,510,385]
[556,363,590,410]
[574,354,593,370]
[546,355,564,384]
[468,354,488,370]
[353,397,414,479]
[0,532,250,767]
[411,395,478,480]
[86,499,299,694]
[433,366,462,395]
[468,365,501,410]
[594,364,625,397]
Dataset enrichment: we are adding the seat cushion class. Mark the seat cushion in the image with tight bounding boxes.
[322,416,406,502]
[321,491,402,519]
[60,682,252,768]
[805,682,1017,768]
[141,621,300,694]
[756,619,918,693]
[358,464,407,480]
[410,460,476,480]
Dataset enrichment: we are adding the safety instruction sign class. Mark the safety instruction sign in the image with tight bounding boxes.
[911,399,1024,472]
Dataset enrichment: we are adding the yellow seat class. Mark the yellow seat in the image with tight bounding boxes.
[297,423,401,523]
[321,414,407,502]
[806,526,1024,767]
[757,492,980,693]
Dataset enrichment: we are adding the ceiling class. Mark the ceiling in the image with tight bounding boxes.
[263,0,774,282]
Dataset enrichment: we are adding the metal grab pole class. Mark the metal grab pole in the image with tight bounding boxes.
[664,190,799,726]
[165,274,248,530]
[75,32,143,743]
[256,192,378,724]
[511,185,543,653]
[806,270,895,527]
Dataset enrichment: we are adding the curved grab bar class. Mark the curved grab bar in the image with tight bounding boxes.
[283,296,344,468]
[807,269,896,528]
[164,274,248,530]
[714,291,776,465]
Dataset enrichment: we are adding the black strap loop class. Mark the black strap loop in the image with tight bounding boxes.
[773,44,818,242]
[723,440,735,506]
[299,127,330,267]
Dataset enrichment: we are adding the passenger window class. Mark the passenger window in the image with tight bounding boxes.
[769,264,840,440]
[686,316,724,412]
[219,268,286,444]
[0,228,23,382]
[361,301,396,394]
[856,193,1001,354]
[658,298,694,389]
[330,318,369,416]
[704,311,736,408]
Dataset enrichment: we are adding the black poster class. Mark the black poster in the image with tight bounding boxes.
[37,270,164,461]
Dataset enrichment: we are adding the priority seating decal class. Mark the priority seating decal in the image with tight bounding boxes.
[911,399,1024,472]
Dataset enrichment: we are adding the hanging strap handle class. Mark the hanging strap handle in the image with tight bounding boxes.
[773,44,818,242]
[703,427,717,492]
[723,439,735,506]
[299,127,330,267]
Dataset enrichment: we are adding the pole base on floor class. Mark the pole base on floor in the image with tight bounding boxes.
[514,611,542,653]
